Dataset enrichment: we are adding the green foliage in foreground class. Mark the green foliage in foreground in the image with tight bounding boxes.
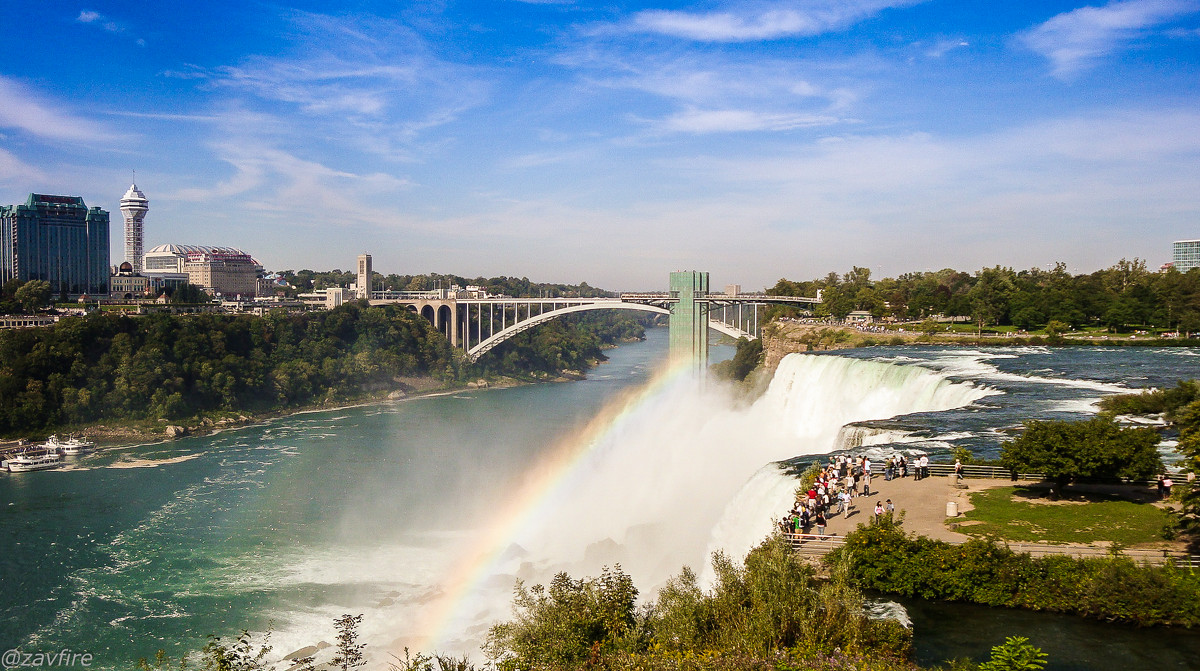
[955,487,1174,545]
[828,517,1200,627]
[977,637,1046,671]
[998,417,1162,493]
[484,535,912,671]
[136,540,1060,671]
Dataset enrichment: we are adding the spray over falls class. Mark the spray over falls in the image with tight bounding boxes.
[418,352,994,654]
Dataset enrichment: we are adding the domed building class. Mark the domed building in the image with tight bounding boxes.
[143,243,263,298]
[109,260,151,299]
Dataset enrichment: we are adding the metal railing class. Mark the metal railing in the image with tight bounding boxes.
[783,532,1199,567]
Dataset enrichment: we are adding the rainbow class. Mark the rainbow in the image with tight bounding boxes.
[413,359,694,652]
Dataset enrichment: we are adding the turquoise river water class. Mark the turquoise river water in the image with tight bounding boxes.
[2,329,1200,669]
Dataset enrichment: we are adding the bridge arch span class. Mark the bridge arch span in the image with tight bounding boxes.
[469,302,667,361]
[467,301,754,362]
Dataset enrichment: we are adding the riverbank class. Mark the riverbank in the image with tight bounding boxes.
[0,372,551,450]
[762,321,1199,370]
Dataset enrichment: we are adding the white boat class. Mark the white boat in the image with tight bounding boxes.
[59,435,95,455]
[7,450,64,472]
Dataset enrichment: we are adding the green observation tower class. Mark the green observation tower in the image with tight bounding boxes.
[668,270,710,376]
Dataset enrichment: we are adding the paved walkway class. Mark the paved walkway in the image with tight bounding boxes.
[794,474,1195,565]
[816,471,1001,541]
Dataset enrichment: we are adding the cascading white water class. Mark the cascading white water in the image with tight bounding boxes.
[264,352,997,660]
[430,353,996,649]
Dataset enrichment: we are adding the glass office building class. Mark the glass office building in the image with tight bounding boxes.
[1175,240,1200,273]
[1,193,110,296]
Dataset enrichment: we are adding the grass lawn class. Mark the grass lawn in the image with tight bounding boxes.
[953,486,1173,546]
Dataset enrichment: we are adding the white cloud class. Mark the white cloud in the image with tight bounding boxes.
[924,39,970,58]
[624,0,927,42]
[0,147,45,182]
[77,9,124,34]
[0,75,118,142]
[655,108,837,133]
[1020,0,1200,78]
[560,48,858,135]
[203,11,490,152]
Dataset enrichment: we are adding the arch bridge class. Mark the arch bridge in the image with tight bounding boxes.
[370,271,819,371]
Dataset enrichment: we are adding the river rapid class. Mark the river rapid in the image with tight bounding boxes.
[2,330,1199,669]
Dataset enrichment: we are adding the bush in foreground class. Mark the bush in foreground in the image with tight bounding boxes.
[827,516,1200,627]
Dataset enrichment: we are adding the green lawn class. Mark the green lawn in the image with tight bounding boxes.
[953,486,1173,546]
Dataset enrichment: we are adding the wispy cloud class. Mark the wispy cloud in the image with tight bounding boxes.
[77,9,145,45]
[621,0,927,42]
[1020,0,1200,78]
[924,38,970,58]
[170,138,410,228]
[0,75,119,142]
[0,147,45,182]
[654,108,837,133]
[560,48,858,135]
[77,10,122,33]
[199,11,490,153]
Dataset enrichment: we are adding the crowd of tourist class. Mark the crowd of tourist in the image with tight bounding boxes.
[779,453,914,538]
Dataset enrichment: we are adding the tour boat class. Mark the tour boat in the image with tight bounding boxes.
[6,450,64,472]
[59,435,95,455]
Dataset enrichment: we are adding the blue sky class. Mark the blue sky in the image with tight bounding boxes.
[1,0,1198,290]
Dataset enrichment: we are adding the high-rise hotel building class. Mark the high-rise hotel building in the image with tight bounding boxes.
[120,183,149,274]
[1,193,110,296]
[1174,240,1200,273]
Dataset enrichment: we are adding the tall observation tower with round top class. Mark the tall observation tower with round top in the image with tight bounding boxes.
[120,183,149,274]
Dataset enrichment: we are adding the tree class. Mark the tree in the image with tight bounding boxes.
[968,266,1015,334]
[484,565,642,669]
[713,337,762,382]
[330,614,366,671]
[14,279,51,312]
[980,636,1048,671]
[1000,417,1162,495]
[170,283,211,304]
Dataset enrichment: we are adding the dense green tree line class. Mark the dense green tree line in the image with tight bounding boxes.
[0,303,650,435]
[767,260,1200,333]
[0,303,456,433]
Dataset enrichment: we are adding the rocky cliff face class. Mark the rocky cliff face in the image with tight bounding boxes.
[762,322,863,371]
[763,330,808,371]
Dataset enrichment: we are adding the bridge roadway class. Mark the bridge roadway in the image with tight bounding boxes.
[369,272,819,365]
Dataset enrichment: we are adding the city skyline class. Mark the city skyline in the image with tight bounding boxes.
[0,1,1198,290]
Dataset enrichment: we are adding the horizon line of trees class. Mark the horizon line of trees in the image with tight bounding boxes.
[277,270,610,299]
[767,259,1200,333]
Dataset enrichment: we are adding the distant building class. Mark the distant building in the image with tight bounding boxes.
[120,183,148,274]
[1173,240,1200,272]
[144,243,262,297]
[356,253,372,299]
[0,193,109,296]
[298,287,347,309]
[110,261,151,299]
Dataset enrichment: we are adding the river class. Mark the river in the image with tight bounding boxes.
[2,329,1199,669]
